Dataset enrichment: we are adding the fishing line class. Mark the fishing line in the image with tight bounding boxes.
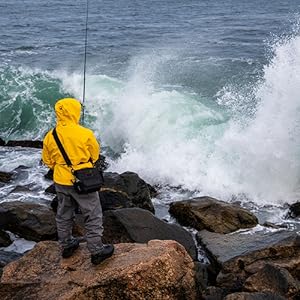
[82,0,89,125]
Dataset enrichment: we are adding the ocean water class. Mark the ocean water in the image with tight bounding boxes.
[1,0,300,225]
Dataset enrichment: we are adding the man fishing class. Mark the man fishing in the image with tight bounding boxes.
[42,97,114,265]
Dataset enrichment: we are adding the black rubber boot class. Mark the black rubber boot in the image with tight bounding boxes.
[91,244,114,265]
[62,239,80,258]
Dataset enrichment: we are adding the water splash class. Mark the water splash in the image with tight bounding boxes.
[100,36,300,205]
[1,35,300,207]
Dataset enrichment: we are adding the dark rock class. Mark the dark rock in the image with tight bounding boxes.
[11,166,30,182]
[194,261,209,294]
[262,222,288,229]
[0,171,13,183]
[102,208,197,260]
[243,264,300,299]
[94,155,109,172]
[0,201,56,241]
[224,292,287,300]
[13,165,29,171]
[202,286,225,300]
[44,169,53,180]
[0,251,22,268]
[45,184,56,194]
[101,171,155,213]
[99,186,133,211]
[288,202,300,218]
[9,185,31,194]
[6,140,42,149]
[147,183,158,198]
[0,250,22,279]
[0,230,12,247]
[197,229,300,292]
[169,196,258,234]
[0,138,5,146]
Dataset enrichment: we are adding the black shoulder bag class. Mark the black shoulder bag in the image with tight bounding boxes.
[52,128,104,194]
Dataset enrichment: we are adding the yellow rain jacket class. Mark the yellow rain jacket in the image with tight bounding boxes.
[42,98,100,186]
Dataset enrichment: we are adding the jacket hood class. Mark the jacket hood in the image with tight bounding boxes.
[55,98,81,125]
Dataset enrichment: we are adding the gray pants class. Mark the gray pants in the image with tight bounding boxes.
[55,183,104,254]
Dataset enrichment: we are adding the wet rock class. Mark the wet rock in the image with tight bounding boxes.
[194,262,210,294]
[0,138,5,146]
[169,196,258,234]
[99,186,133,211]
[0,201,56,242]
[101,171,155,213]
[202,286,225,300]
[244,264,300,299]
[0,230,12,247]
[288,202,300,218]
[0,251,23,268]
[102,208,197,260]
[197,229,300,292]
[94,155,109,172]
[224,292,287,300]
[45,184,56,194]
[0,250,22,278]
[44,169,53,180]
[0,171,13,183]
[9,185,32,194]
[0,240,197,300]
[262,222,288,229]
[11,166,30,182]
[6,140,43,149]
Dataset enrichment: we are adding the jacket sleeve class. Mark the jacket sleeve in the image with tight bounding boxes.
[42,131,55,170]
[87,131,100,163]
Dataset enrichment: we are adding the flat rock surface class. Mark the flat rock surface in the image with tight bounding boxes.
[103,208,197,260]
[197,229,297,264]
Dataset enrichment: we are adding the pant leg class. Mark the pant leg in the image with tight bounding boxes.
[70,190,104,254]
[55,184,76,248]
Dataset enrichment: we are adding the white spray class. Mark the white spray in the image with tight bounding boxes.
[59,36,300,206]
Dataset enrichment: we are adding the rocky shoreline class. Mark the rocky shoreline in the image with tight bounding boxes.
[0,141,299,299]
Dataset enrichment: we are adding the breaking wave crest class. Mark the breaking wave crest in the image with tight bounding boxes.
[1,35,300,206]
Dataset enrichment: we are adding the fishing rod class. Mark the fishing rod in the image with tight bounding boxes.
[82,0,89,125]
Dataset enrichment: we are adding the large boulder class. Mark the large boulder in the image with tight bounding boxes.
[197,229,300,292]
[102,208,197,260]
[5,140,43,149]
[100,171,155,213]
[0,201,56,241]
[0,240,197,300]
[0,138,5,146]
[169,197,258,234]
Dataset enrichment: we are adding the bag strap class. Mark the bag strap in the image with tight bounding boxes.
[52,128,72,167]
